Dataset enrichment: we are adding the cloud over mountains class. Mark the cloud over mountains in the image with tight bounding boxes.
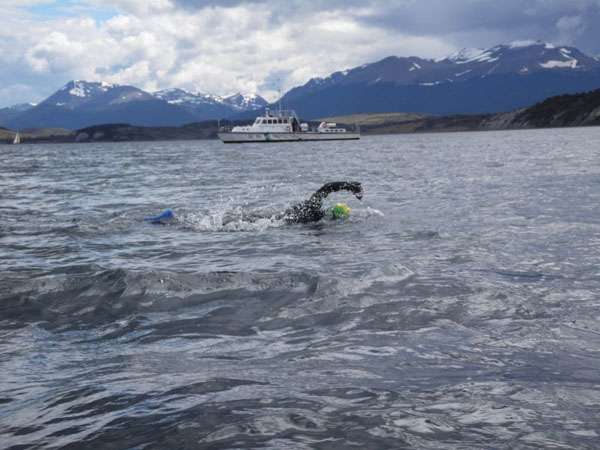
[2,0,600,108]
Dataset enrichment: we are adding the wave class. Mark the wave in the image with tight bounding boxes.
[178,207,286,232]
[0,266,320,331]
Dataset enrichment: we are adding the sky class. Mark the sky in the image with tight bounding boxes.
[2,0,600,107]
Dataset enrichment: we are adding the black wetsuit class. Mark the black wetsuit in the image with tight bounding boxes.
[282,181,363,223]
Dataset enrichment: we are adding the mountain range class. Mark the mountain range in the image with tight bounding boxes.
[2,40,600,129]
[274,41,600,118]
[0,81,267,130]
[3,87,599,144]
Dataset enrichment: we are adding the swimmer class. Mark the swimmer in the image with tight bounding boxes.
[145,181,363,225]
[280,181,363,223]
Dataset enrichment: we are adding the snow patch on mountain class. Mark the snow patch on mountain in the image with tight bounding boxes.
[509,40,540,48]
[69,84,87,98]
[153,88,266,112]
[455,69,472,77]
[540,59,578,69]
[154,88,225,106]
[223,93,267,111]
[447,48,499,65]
[66,80,117,98]
[445,48,485,63]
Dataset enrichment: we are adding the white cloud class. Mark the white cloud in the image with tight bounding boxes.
[1,2,456,106]
[556,15,585,44]
[2,0,600,107]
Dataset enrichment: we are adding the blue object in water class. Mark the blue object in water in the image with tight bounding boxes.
[144,208,174,224]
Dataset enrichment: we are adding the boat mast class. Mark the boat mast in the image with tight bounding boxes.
[278,81,282,116]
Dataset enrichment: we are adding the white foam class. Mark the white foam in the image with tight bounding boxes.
[393,417,454,434]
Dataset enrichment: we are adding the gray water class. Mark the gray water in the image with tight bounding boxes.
[2,129,600,449]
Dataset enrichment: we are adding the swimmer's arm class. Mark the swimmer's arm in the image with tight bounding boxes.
[309,181,363,205]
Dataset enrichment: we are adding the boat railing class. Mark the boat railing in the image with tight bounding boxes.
[264,109,299,120]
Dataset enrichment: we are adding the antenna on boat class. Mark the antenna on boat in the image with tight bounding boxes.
[277,79,283,116]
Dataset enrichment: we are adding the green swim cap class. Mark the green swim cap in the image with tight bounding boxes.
[331,203,351,219]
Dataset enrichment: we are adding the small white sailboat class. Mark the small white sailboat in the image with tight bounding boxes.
[12,131,21,145]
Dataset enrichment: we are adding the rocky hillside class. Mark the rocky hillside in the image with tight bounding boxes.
[488,89,600,129]
[323,88,600,134]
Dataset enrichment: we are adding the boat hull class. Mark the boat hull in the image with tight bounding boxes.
[218,131,360,143]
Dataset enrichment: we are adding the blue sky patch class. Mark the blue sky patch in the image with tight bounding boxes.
[27,0,117,22]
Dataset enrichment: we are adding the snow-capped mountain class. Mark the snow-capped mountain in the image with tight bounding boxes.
[5,102,36,112]
[439,41,598,75]
[39,80,158,110]
[153,88,224,107]
[4,41,600,129]
[153,88,267,120]
[4,81,197,130]
[280,41,600,117]
[2,81,270,129]
[0,103,36,126]
[222,93,268,111]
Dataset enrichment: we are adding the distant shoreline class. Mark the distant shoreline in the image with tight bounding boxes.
[2,120,600,145]
[2,89,599,144]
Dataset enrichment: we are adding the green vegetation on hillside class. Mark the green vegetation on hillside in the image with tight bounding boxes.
[513,89,600,127]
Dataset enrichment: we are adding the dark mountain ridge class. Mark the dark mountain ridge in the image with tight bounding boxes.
[3,41,600,129]
[3,82,268,130]
[4,81,197,130]
[272,41,600,119]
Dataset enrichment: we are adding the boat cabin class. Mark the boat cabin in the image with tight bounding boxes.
[232,109,303,133]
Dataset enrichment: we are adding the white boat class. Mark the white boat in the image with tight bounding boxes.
[218,109,360,143]
[12,131,21,144]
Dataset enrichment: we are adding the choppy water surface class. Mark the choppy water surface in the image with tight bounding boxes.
[2,129,600,449]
